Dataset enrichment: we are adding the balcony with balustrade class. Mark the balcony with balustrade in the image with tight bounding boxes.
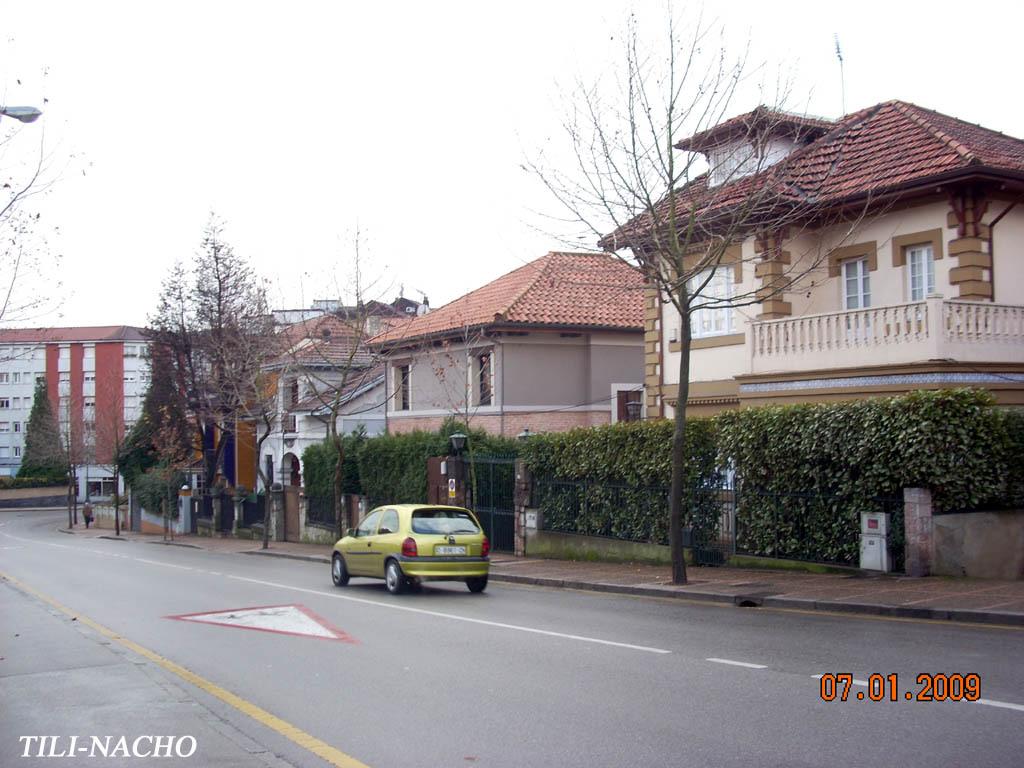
[748,297,1024,376]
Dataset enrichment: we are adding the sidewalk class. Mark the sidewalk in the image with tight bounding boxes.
[61,527,1024,627]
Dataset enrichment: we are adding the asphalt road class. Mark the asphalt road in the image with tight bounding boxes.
[2,508,1023,768]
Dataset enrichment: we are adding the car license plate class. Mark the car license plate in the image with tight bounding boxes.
[435,545,466,556]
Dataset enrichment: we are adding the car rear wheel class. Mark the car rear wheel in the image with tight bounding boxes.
[332,554,350,587]
[466,576,488,593]
[385,559,406,594]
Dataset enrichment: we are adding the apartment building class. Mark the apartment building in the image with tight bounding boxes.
[0,326,149,497]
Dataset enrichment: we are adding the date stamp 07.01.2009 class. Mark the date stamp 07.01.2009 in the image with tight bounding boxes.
[818,673,981,702]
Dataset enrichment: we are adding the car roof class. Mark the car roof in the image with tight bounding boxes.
[380,504,472,513]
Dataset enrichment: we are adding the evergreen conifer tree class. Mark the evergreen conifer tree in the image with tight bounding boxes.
[18,377,65,482]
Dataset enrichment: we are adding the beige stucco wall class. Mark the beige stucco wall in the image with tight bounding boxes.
[660,198,1022,392]
[385,330,642,432]
[992,205,1024,305]
[933,511,1024,579]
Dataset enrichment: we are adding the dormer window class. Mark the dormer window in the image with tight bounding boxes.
[675,107,834,188]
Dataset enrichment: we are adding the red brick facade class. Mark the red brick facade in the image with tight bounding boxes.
[387,410,611,437]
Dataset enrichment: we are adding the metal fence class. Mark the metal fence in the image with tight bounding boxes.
[306,496,336,529]
[241,494,266,528]
[467,455,517,551]
[733,490,903,569]
[532,477,903,569]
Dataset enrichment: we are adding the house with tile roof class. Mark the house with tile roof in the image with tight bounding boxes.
[601,100,1024,416]
[370,252,645,436]
[244,312,391,494]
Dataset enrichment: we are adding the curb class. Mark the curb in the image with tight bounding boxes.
[145,540,202,549]
[242,550,330,564]
[486,572,1024,627]
[97,535,129,543]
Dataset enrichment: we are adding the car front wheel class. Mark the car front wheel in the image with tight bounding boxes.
[466,576,488,593]
[332,554,350,587]
[385,559,406,595]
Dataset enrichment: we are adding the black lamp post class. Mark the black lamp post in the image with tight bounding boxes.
[448,432,467,456]
[625,400,643,422]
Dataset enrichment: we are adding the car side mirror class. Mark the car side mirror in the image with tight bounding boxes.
[378,527,393,535]
[346,528,356,538]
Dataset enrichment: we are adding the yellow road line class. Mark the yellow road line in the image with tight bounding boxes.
[0,570,371,768]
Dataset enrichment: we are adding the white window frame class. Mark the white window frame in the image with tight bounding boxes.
[689,269,736,338]
[843,258,871,310]
[907,244,936,302]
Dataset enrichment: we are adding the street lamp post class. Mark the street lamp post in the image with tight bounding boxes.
[0,106,43,124]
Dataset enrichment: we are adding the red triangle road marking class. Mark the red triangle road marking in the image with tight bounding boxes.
[165,604,357,643]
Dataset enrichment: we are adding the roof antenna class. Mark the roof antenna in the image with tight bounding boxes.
[834,33,846,116]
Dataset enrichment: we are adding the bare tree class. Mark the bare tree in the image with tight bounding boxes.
[89,376,132,535]
[529,11,872,583]
[278,236,392,540]
[149,215,272,501]
[1,93,68,330]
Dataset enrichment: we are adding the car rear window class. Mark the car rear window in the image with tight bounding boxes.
[411,508,481,535]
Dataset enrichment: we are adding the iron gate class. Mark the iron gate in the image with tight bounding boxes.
[467,455,516,552]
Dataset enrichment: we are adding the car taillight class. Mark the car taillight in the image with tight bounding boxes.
[402,537,418,557]
[481,537,490,558]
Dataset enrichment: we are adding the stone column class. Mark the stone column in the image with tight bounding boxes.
[178,488,192,535]
[513,459,533,557]
[903,487,934,577]
[270,485,285,542]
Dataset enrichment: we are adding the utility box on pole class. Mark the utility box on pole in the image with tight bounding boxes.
[859,512,891,572]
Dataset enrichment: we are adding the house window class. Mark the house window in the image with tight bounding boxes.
[843,258,871,310]
[907,245,935,301]
[289,379,299,407]
[476,352,493,406]
[396,365,410,411]
[0,447,8,458]
[0,422,8,432]
[14,422,21,433]
[12,372,20,383]
[13,446,20,458]
[0,398,8,409]
[689,269,736,338]
[0,372,8,383]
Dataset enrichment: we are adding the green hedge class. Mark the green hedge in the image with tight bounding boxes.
[0,476,67,490]
[716,389,1023,564]
[521,418,718,485]
[521,419,720,544]
[301,436,364,499]
[358,419,519,507]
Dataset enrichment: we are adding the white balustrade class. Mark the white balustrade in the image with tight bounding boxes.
[750,299,1024,374]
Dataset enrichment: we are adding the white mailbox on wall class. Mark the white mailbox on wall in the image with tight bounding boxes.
[859,512,891,572]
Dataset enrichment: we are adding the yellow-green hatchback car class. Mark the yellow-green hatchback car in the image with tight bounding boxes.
[331,504,490,594]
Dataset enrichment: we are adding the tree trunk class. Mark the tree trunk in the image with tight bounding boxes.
[333,435,346,540]
[113,468,121,536]
[668,307,692,585]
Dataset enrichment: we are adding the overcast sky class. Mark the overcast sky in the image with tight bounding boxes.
[2,0,1022,328]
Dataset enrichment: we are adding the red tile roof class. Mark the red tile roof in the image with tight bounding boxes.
[602,100,1024,249]
[274,314,375,368]
[371,252,644,346]
[0,325,148,343]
